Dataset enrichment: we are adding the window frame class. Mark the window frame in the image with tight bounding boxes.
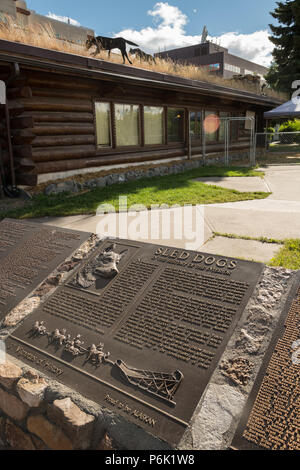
[94,101,113,149]
[94,99,176,154]
[113,102,142,149]
[93,97,242,155]
[203,110,220,144]
[166,107,186,144]
[218,111,231,143]
[189,109,203,145]
[143,105,166,147]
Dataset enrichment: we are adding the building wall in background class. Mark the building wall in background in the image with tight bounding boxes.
[0,0,17,17]
[157,42,268,80]
[0,0,94,44]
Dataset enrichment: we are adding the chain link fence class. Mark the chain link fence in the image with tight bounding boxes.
[255,132,300,159]
[199,116,255,167]
[224,117,255,166]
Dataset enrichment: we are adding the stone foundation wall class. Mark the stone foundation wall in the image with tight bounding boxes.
[42,150,251,196]
[0,361,113,450]
[0,354,173,450]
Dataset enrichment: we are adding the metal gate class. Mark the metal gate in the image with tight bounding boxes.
[188,114,256,167]
[224,117,255,166]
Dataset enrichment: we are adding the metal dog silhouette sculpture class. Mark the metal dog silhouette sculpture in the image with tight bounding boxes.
[86,36,139,64]
[129,48,156,64]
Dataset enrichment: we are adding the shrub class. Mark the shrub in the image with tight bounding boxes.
[265,127,275,142]
[279,120,300,132]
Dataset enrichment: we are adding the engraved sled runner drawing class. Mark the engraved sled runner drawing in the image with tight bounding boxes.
[115,359,183,406]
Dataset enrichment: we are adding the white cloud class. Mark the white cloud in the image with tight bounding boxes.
[216,31,273,67]
[46,12,81,27]
[148,2,187,29]
[114,2,273,66]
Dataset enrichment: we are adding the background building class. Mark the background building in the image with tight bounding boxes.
[156,41,268,80]
[0,0,94,44]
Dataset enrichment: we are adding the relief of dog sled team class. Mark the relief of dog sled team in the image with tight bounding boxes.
[86,35,156,65]
[31,320,111,365]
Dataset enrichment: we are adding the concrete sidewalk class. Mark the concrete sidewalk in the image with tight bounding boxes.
[33,206,212,252]
[262,164,300,201]
[194,176,270,193]
[31,164,299,263]
[205,165,300,240]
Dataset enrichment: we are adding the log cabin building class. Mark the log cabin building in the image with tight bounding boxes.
[0,39,280,187]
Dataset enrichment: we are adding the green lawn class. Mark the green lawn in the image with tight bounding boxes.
[269,142,300,153]
[0,166,268,220]
[212,233,300,270]
[269,239,300,270]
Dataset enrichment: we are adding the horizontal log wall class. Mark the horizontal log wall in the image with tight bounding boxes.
[6,71,99,183]
[34,149,186,174]
[3,68,259,185]
[7,70,193,181]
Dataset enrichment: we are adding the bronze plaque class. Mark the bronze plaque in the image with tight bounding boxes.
[231,272,300,451]
[0,218,91,321]
[6,239,263,445]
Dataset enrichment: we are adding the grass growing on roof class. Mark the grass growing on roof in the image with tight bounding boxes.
[0,15,287,101]
[0,166,269,220]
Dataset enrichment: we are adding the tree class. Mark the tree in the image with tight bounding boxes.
[265,0,300,94]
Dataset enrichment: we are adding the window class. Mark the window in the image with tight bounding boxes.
[144,106,164,145]
[190,111,202,142]
[95,102,111,147]
[244,69,254,76]
[219,112,230,142]
[167,108,184,143]
[224,63,241,74]
[204,111,219,142]
[115,104,140,146]
[200,63,220,72]
[230,114,243,142]
[208,63,220,71]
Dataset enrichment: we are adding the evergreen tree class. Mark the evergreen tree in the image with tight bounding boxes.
[266,0,300,94]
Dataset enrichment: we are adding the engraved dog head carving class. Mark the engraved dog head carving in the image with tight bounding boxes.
[93,244,128,279]
[72,243,128,289]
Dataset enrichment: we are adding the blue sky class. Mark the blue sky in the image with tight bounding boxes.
[26,0,280,65]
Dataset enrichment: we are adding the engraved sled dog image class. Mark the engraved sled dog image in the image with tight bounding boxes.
[72,243,128,289]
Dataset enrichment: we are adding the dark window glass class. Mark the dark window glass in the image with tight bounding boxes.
[231,116,240,142]
[167,108,184,142]
[190,111,202,142]
[204,111,219,142]
[219,112,230,142]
